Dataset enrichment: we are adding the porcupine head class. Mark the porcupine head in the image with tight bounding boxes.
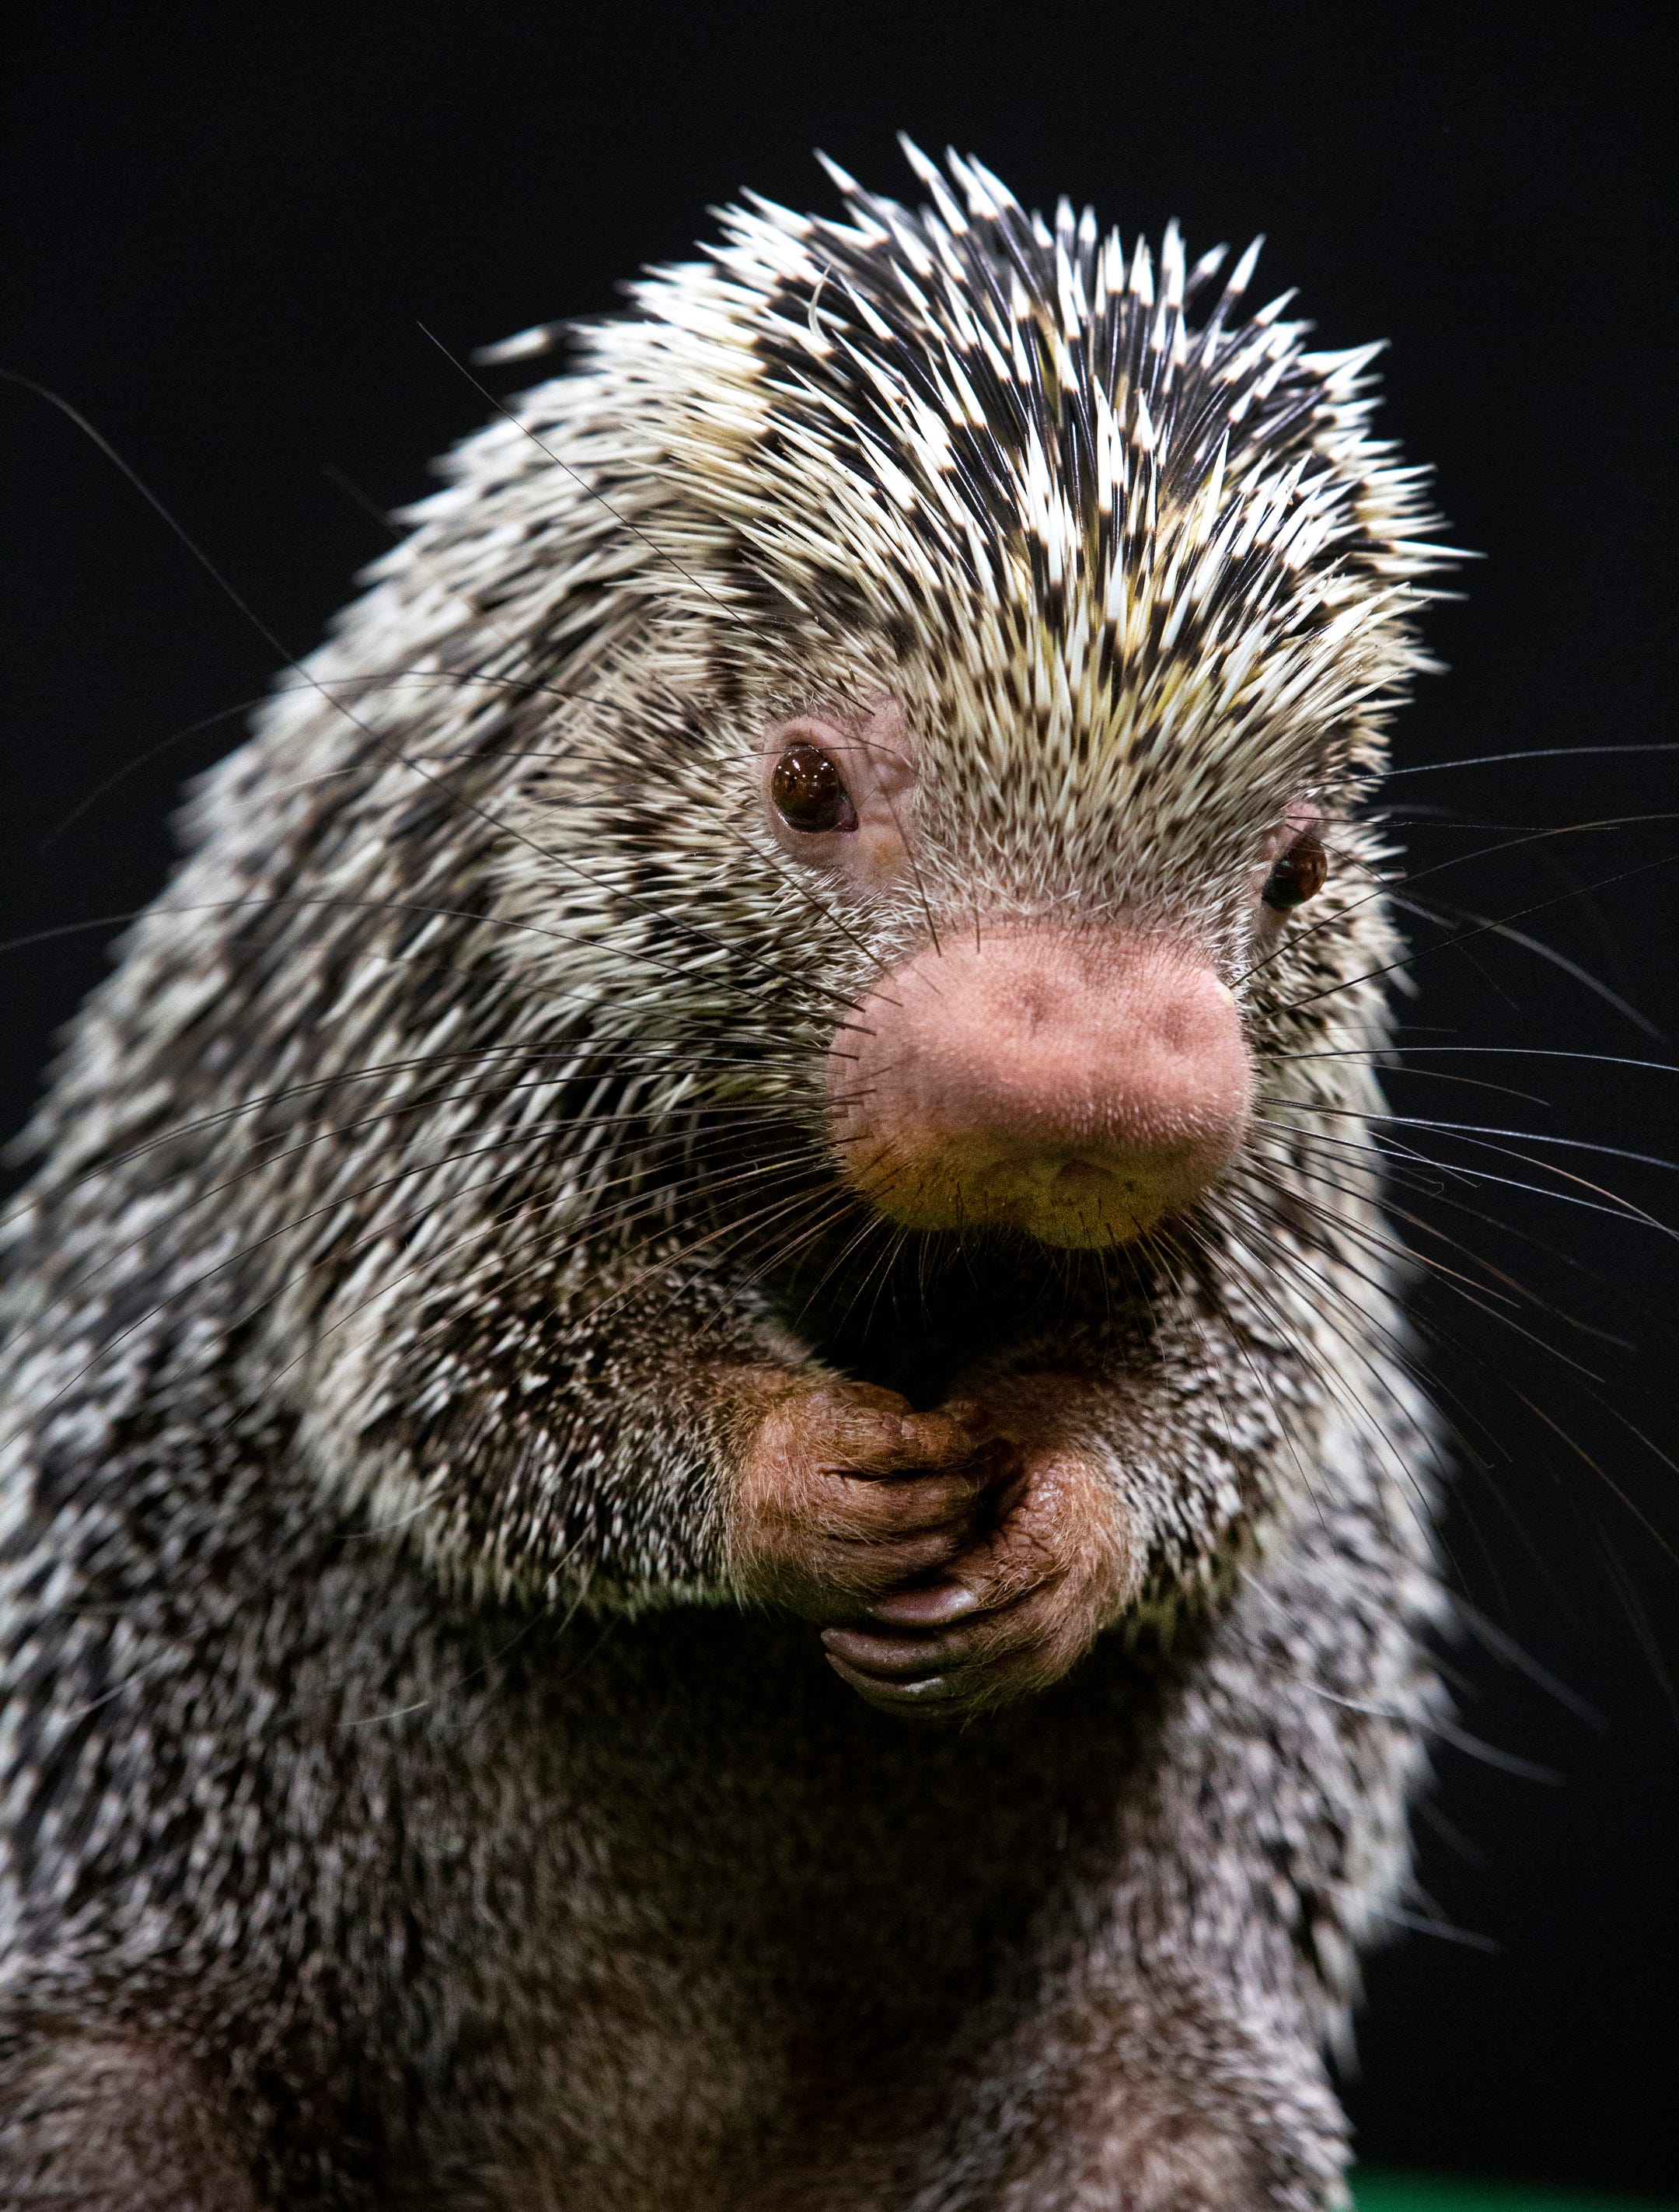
[137,140,1447,1718]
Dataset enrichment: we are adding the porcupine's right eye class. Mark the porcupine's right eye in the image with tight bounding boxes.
[771,742,858,833]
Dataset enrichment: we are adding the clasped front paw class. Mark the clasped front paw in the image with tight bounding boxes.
[731,1374,1136,1718]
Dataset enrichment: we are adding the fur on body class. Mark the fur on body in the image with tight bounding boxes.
[2,145,1451,2207]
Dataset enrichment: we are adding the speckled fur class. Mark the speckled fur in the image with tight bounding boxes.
[2,146,1451,2207]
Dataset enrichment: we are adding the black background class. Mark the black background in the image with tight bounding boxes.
[5,5,1675,2197]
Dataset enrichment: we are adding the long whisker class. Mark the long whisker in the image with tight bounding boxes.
[0,892,843,1009]
[1390,889,1663,1040]
[1386,740,1679,778]
[1203,1194,1468,1562]
[1210,1204,1548,1624]
[1237,808,1675,1000]
[1267,1057,1553,1108]
[20,1099,822,1434]
[3,376,888,1021]
[1263,1106,1677,1238]
[36,665,701,853]
[240,1171,819,1445]
[1154,1218,1352,1550]
[37,1086,818,1309]
[1223,1172,1678,1522]
[416,323,761,639]
[1,1033,819,1229]
[1267,1045,1679,1078]
[1264,1129,1653,1350]
[1276,851,1678,1026]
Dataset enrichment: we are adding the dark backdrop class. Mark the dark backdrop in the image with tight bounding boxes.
[5,5,1674,2196]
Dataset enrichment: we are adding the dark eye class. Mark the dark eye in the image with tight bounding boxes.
[771,742,857,833]
[1262,828,1328,911]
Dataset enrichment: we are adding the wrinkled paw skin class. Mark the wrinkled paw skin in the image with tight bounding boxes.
[729,1379,1001,1620]
[729,1374,1136,1718]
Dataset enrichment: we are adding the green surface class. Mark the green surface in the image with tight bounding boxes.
[1354,2175,1677,2211]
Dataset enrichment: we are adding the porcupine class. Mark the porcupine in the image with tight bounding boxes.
[0,142,1457,2210]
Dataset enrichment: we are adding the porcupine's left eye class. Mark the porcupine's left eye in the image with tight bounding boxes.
[771,742,858,833]
[1262,827,1328,911]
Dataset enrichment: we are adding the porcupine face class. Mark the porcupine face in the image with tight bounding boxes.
[511,145,1447,1256]
[766,701,1272,1249]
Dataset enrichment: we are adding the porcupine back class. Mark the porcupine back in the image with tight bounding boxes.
[1,144,1454,2208]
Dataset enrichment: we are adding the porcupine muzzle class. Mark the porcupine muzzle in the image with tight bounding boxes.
[829,928,1252,1251]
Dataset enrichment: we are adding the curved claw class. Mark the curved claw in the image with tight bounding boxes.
[864,1581,981,1627]
[824,1650,956,1713]
[823,1624,964,1680]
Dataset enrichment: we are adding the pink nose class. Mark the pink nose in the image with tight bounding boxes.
[828,928,1252,1249]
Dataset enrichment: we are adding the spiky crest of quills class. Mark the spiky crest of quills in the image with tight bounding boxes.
[553,137,1455,901]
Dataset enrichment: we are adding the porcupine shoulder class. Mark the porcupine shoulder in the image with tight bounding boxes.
[2,143,1453,2210]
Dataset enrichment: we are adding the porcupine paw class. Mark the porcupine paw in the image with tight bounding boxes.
[729,1379,1004,1635]
[819,1375,1137,1718]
